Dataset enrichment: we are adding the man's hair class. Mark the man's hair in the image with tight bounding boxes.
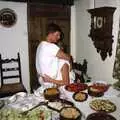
[46,23,62,35]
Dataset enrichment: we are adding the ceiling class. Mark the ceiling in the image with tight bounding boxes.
[1,0,74,5]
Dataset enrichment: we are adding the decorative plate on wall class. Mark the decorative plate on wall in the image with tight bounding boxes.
[0,8,17,27]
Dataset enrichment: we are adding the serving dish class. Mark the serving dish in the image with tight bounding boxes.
[92,82,109,92]
[89,99,116,113]
[73,92,88,102]
[44,87,60,101]
[7,94,46,112]
[88,85,104,97]
[0,105,52,120]
[7,92,27,104]
[86,112,116,120]
[65,83,88,92]
[47,99,74,112]
[60,106,81,120]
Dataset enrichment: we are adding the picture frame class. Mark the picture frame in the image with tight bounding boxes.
[0,8,17,28]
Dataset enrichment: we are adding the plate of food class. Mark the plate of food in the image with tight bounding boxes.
[0,106,52,120]
[65,83,88,92]
[89,99,116,113]
[73,92,88,102]
[86,112,116,120]
[60,106,81,120]
[47,99,74,112]
[44,87,60,101]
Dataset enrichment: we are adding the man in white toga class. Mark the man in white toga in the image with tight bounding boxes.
[36,23,75,88]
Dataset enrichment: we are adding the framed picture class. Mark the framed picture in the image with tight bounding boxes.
[0,8,17,28]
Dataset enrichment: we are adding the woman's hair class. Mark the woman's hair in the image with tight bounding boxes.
[46,23,62,35]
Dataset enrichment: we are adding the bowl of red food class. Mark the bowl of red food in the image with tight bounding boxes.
[88,81,109,97]
[65,83,88,92]
[88,85,104,97]
[92,81,109,92]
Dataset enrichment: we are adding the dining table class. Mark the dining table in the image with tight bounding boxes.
[59,83,120,120]
[0,81,120,120]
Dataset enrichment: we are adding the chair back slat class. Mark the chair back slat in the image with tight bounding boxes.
[2,75,20,79]
[2,67,19,72]
[1,58,18,63]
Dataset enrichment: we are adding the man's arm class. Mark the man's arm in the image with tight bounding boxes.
[56,49,71,62]
[42,63,70,86]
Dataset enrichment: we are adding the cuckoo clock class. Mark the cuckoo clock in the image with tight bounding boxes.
[88,7,116,60]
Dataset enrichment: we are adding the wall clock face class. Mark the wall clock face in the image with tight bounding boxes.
[96,17,103,28]
[93,16,103,29]
[0,8,17,27]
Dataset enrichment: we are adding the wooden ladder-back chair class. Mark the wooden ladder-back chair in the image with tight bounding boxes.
[0,53,27,98]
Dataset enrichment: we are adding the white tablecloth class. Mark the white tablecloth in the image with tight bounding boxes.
[59,85,120,120]
[1,85,120,120]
